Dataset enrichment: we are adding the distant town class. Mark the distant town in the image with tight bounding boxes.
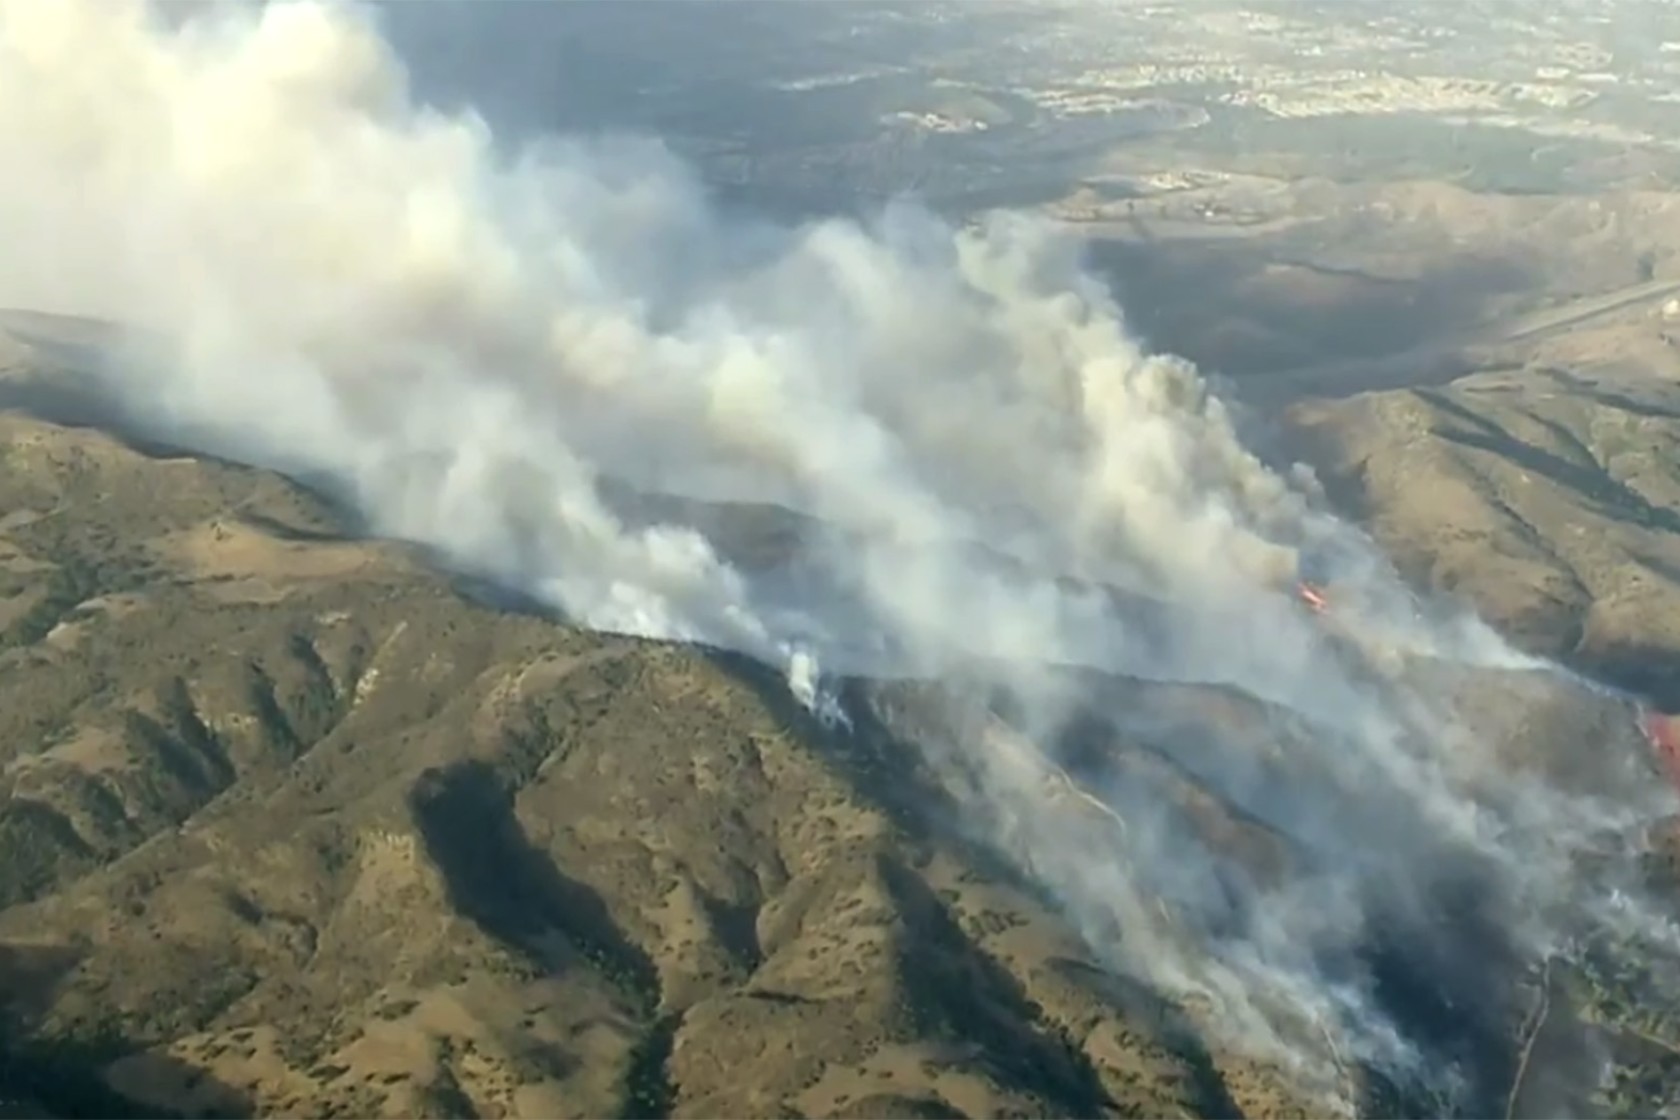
[565,0,1680,215]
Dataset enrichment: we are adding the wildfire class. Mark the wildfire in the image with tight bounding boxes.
[1297,582,1329,615]
[1638,707,1680,799]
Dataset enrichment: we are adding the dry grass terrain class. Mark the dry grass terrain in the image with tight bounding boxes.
[0,377,1672,1120]
[1283,361,1680,1118]
[1291,365,1680,704]
[1071,179,1680,402]
[0,406,1288,1119]
[8,171,1680,1118]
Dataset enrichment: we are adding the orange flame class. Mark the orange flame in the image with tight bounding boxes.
[1638,708,1680,797]
[1297,582,1329,614]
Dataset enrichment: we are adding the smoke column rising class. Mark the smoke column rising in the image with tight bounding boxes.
[1,0,1677,1110]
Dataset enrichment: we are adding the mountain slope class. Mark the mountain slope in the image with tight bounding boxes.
[0,408,1284,1120]
[5,329,1680,1118]
[1290,364,1680,1120]
[1290,364,1680,706]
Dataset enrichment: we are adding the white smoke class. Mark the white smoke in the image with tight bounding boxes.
[0,0,1675,1111]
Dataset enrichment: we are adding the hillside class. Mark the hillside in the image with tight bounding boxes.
[1290,363,1680,707]
[0,406,1309,1120]
[1282,357,1680,1117]
[1076,181,1680,404]
[2,320,1680,1119]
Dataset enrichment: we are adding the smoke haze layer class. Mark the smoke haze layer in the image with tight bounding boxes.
[1,1,1677,1111]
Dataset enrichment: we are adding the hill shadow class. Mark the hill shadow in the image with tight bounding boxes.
[0,362,373,545]
[1537,367,1680,423]
[0,374,205,461]
[1348,866,1531,1119]
[698,649,1043,890]
[1084,236,1536,402]
[0,942,254,1119]
[1417,389,1680,538]
[1411,384,1680,712]
[408,759,658,1017]
[1048,957,1246,1119]
[875,857,1122,1117]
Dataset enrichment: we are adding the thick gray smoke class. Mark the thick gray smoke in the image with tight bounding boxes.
[1,0,1677,1112]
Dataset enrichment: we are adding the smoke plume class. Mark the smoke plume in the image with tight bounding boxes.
[1,0,1676,1111]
